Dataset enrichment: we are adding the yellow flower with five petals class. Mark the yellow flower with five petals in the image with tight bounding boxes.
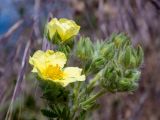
[29,50,85,86]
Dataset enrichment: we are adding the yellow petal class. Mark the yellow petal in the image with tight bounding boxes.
[64,67,83,77]
[62,75,85,87]
[29,50,47,73]
[61,67,86,86]
[65,25,80,40]
[59,18,80,41]
[46,50,67,68]
[47,18,59,39]
[48,18,58,26]
[55,22,65,40]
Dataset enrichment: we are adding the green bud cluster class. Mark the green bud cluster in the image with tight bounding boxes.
[101,61,141,92]
[99,33,143,92]
[74,33,143,92]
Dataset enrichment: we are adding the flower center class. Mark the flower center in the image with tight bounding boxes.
[44,64,64,80]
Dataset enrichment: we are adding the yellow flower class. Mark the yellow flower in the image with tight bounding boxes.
[47,18,80,41]
[29,50,85,86]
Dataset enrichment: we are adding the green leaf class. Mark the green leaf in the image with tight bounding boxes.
[38,80,69,103]
[48,104,70,120]
[136,45,144,66]
[41,109,57,118]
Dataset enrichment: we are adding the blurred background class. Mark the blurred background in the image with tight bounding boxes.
[0,0,160,120]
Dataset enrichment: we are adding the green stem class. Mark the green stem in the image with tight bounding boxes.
[81,89,106,106]
[71,82,82,119]
[71,70,104,119]
[87,70,103,93]
[91,89,106,100]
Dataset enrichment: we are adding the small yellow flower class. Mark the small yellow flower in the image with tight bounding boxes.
[47,18,80,41]
[29,50,85,86]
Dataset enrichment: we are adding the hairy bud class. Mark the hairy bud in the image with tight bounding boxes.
[76,37,94,60]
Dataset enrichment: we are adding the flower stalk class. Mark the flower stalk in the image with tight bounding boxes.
[86,70,103,93]
[80,89,106,109]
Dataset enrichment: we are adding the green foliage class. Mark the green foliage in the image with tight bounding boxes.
[37,77,72,119]
[41,104,70,120]
[41,109,57,118]
[38,79,69,103]
[74,33,143,93]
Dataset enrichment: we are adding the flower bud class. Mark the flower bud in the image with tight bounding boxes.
[45,18,80,44]
[112,33,131,48]
[76,37,94,60]
[101,62,122,92]
[91,57,106,73]
[118,78,138,92]
[118,47,137,69]
[101,61,141,92]
[124,70,141,81]
[136,45,144,67]
[118,70,141,92]
[100,43,115,60]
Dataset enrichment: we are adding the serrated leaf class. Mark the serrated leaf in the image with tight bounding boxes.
[41,109,57,118]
